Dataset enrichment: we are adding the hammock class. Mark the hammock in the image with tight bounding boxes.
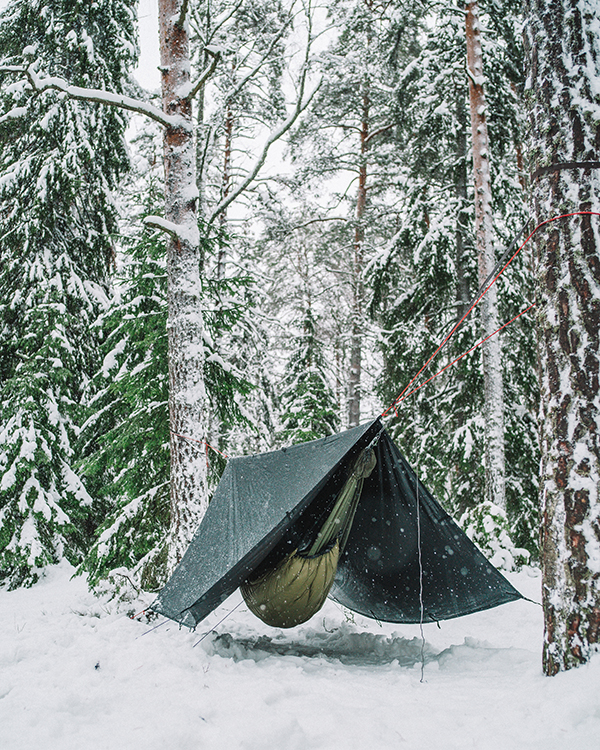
[151,420,523,631]
[240,447,377,627]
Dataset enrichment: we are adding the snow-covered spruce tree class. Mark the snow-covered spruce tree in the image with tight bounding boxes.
[279,299,340,445]
[74,130,171,591]
[0,0,137,587]
[205,229,280,459]
[77,128,253,591]
[248,194,350,441]
[370,1,539,560]
[524,0,600,674]
[371,4,482,506]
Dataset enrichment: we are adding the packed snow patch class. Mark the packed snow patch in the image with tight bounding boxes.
[1,563,599,750]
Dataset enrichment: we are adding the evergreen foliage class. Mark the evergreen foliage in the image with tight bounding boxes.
[460,500,531,571]
[76,135,170,589]
[369,1,539,559]
[77,129,254,590]
[208,234,280,458]
[0,0,138,587]
[279,305,340,444]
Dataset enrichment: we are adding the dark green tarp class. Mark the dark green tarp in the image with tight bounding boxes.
[151,420,522,628]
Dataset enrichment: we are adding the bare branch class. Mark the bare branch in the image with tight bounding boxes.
[187,48,221,101]
[176,0,189,29]
[208,78,320,224]
[364,123,394,145]
[190,0,243,47]
[224,13,295,104]
[0,63,187,130]
[290,216,348,231]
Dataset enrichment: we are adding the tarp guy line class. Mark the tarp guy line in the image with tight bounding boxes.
[381,211,600,417]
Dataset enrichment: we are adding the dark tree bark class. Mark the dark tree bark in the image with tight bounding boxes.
[524,0,600,674]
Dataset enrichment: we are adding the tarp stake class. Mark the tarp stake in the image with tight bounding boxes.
[193,601,243,648]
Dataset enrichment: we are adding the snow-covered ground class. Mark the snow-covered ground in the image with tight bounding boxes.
[1,563,598,750]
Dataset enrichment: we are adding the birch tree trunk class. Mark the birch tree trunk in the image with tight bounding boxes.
[159,0,208,571]
[348,77,369,428]
[524,0,600,675]
[466,0,506,510]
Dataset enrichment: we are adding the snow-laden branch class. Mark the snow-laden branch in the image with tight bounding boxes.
[187,48,221,101]
[365,123,394,146]
[208,69,321,224]
[190,0,243,47]
[143,215,199,245]
[0,62,188,130]
[0,105,28,124]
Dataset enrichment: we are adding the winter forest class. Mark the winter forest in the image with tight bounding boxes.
[1,0,600,701]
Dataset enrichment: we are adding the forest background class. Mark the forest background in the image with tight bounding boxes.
[0,0,597,677]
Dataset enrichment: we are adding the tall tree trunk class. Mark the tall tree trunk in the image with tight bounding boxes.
[455,95,470,323]
[466,0,506,510]
[524,0,600,675]
[159,0,208,571]
[195,65,209,222]
[217,97,234,276]
[452,95,471,499]
[348,78,369,427]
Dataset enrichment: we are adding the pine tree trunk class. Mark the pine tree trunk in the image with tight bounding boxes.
[524,0,600,675]
[455,96,470,323]
[348,79,369,427]
[195,61,209,223]
[466,0,506,510]
[217,98,234,275]
[159,0,208,571]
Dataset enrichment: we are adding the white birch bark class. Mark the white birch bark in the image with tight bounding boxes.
[524,0,600,674]
[466,0,506,510]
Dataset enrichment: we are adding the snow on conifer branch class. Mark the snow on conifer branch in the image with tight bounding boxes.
[143,215,200,245]
[0,61,188,129]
